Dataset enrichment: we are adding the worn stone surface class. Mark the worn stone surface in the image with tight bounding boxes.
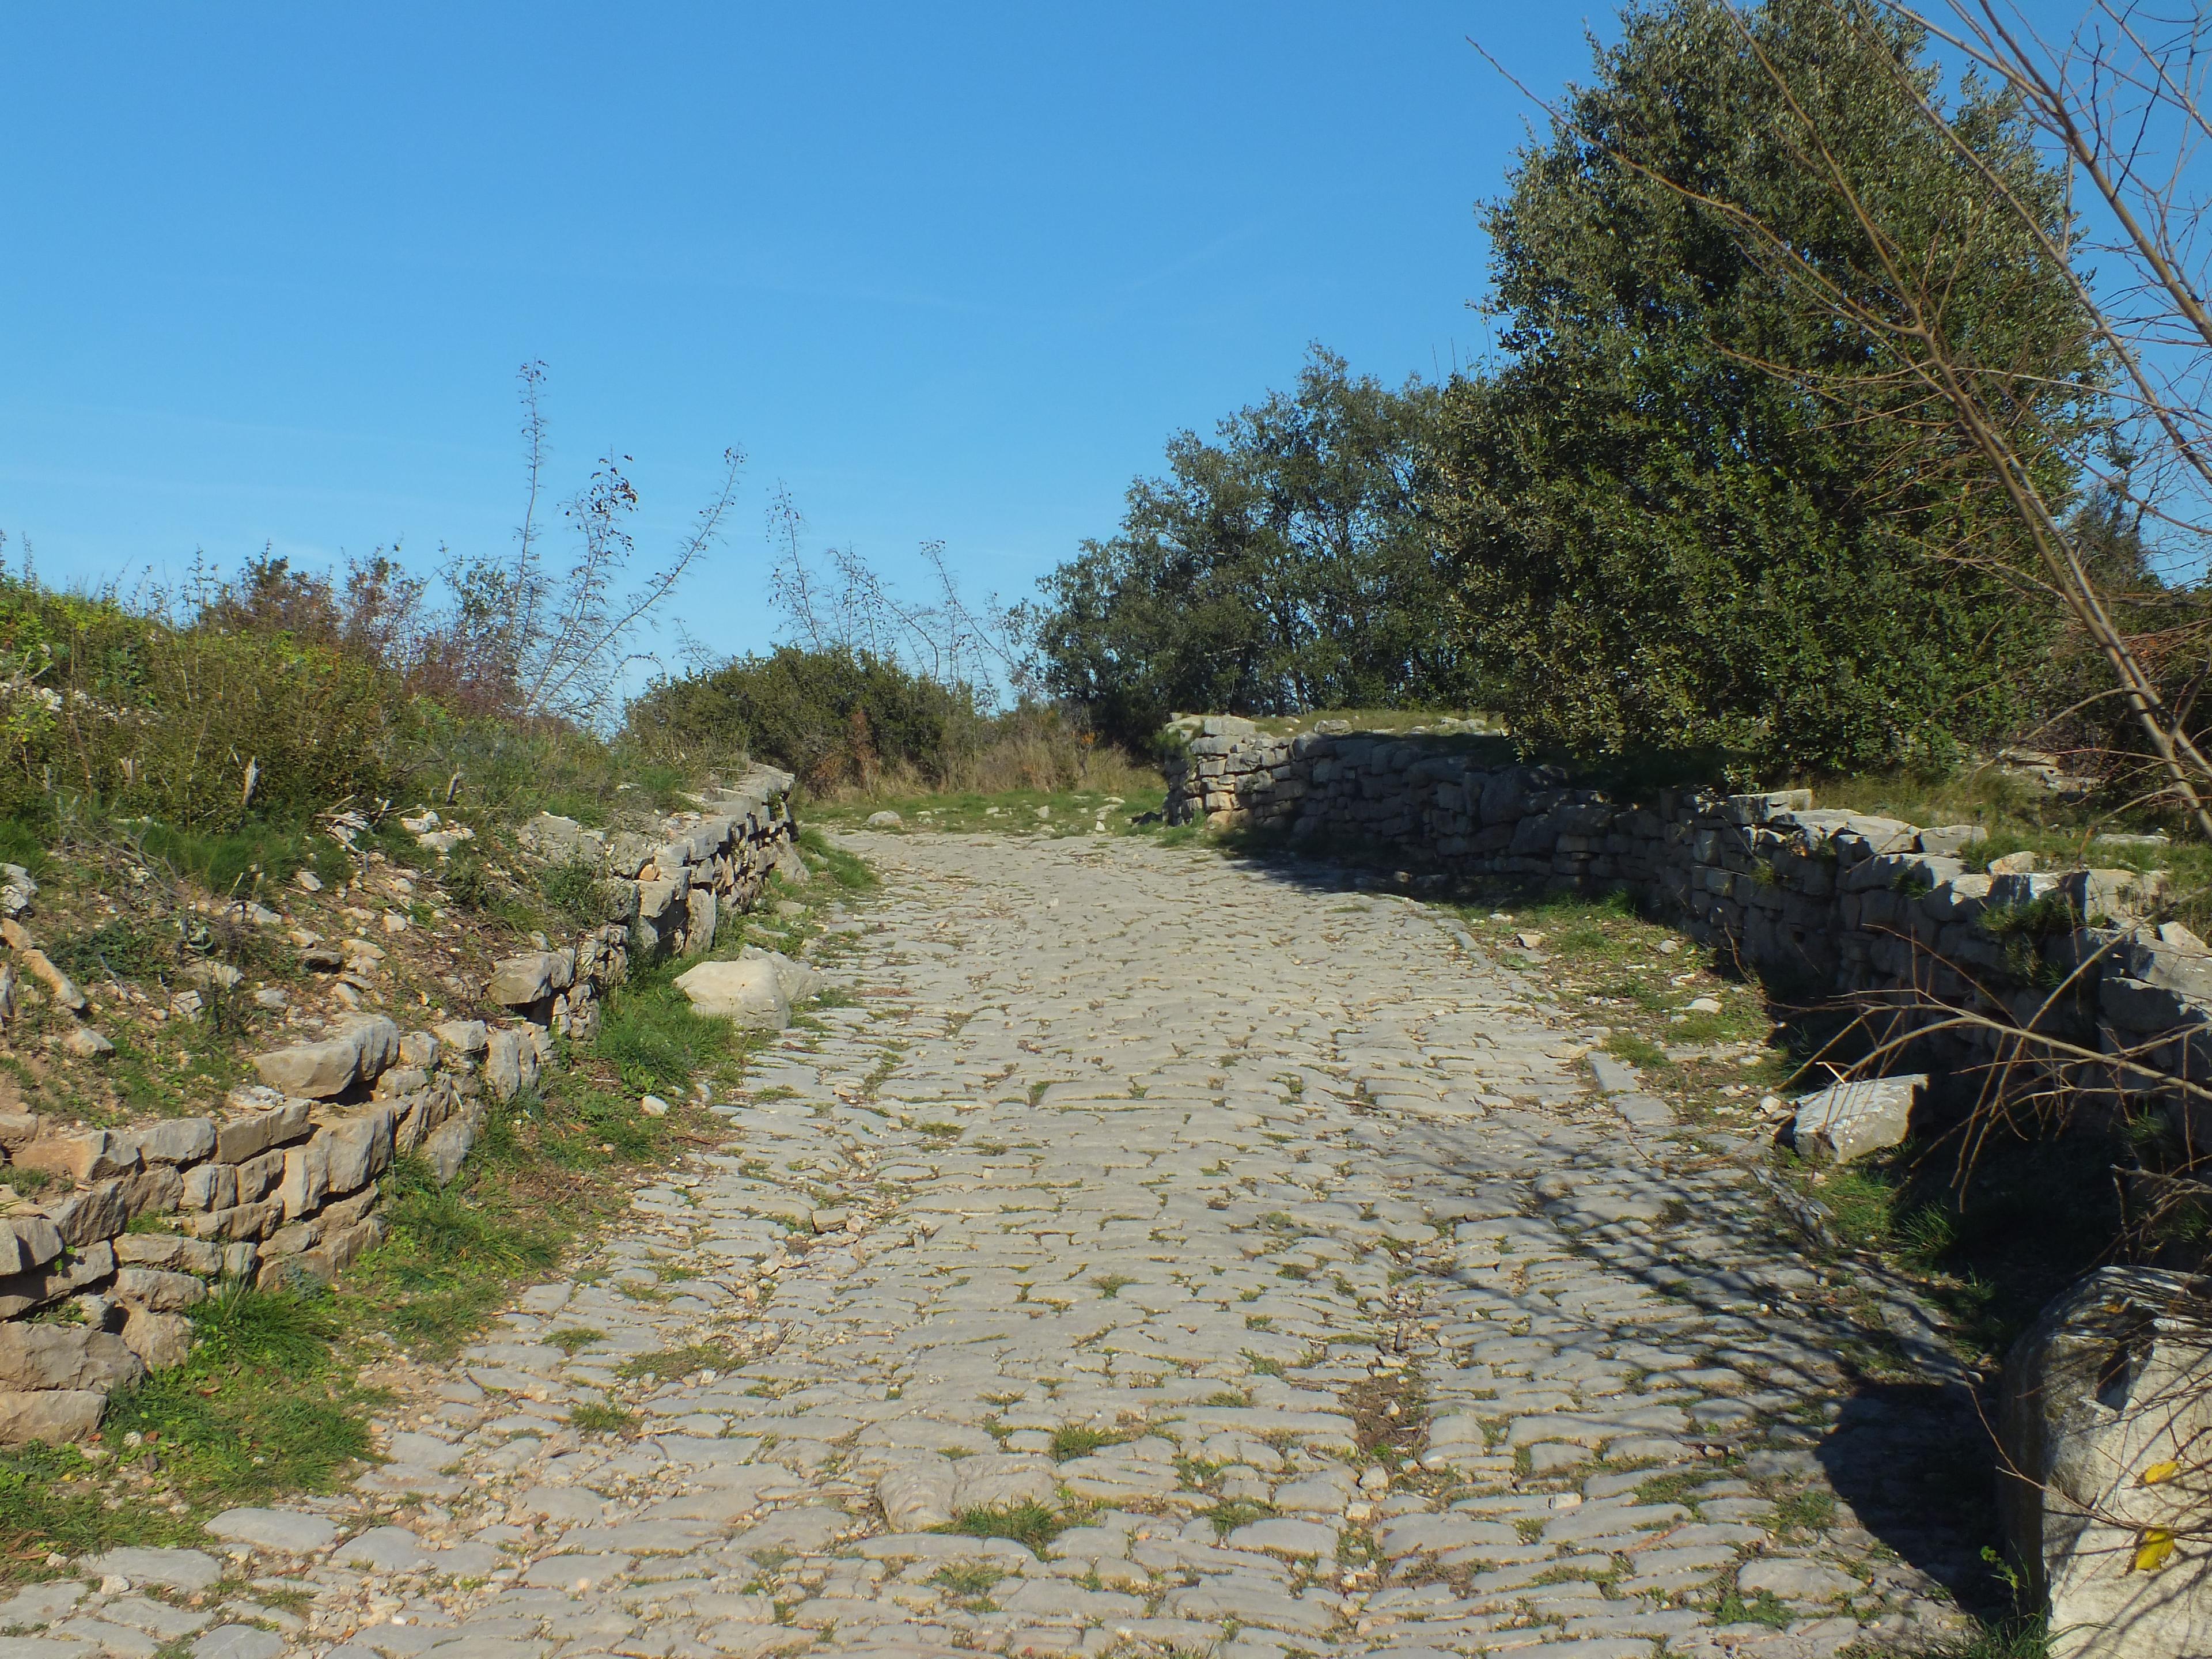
[673,957,790,1029]
[5,834,1998,1658]
[1786,1074,1925,1165]
[1999,1266,2212,1659]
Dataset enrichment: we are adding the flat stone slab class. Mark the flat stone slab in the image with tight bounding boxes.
[191,1628,287,1659]
[81,1547,223,1590]
[205,1506,342,1553]
[1786,1073,1925,1162]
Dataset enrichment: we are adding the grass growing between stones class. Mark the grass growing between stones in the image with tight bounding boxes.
[1855,1616,2051,1659]
[1048,1423,1128,1461]
[937,1501,1065,1552]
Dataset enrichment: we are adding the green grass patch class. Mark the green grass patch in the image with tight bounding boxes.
[593,963,736,1096]
[936,1501,1065,1552]
[928,1562,1005,1595]
[796,827,878,891]
[567,1402,635,1435]
[1206,1499,1275,1537]
[1048,1423,1128,1461]
[1716,1586,1795,1628]
[136,818,349,900]
[545,1327,605,1354]
[0,1282,370,1578]
[616,1340,746,1382]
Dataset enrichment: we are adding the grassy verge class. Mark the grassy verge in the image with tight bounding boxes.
[1448,887,1804,1126]
[804,780,1167,837]
[0,837,869,1582]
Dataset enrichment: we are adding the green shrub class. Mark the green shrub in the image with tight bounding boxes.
[0,577,421,829]
[1427,0,2089,778]
[628,645,982,790]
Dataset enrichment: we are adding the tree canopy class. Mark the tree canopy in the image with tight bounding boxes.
[1027,349,1474,747]
[1430,0,2099,776]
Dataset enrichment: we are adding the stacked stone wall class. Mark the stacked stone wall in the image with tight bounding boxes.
[1166,717,2198,1114]
[0,766,801,1444]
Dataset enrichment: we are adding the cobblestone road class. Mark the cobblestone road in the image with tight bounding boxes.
[17,833,1988,1659]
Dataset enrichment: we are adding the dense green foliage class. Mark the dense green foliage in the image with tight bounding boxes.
[626,643,982,790]
[1430,0,2097,776]
[1028,349,1472,747]
[0,575,418,829]
[1025,0,2107,778]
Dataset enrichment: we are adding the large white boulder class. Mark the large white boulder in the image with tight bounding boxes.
[675,957,790,1031]
[743,945,823,1005]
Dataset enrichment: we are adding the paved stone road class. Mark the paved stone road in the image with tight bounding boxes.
[14,833,1990,1659]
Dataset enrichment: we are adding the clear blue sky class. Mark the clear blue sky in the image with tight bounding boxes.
[0,5,1626,668]
[0,5,1610,668]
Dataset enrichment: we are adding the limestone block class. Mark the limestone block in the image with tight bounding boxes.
[1783,1074,1925,1164]
[276,1138,329,1220]
[0,1321,145,1393]
[181,1162,238,1213]
[184,1198,283,1243]
[521,812,584,859]
[433,1018,489,1062]
[320,1109,394,1196]
[214,1097,312,1164]
[51,1179,132,1247]
[483,1028,539,1102]
[249,1015,399,1099]
[397,1029,440,1069]
[422,1114,478,1186]
[2000,1267,2212,1659]
[263,1216,325,1257]
[112,1267,207,1313]
[0,1388,107,1445]
[234,1149,286,1205]
[486,948,575,1007]
[0,1112,40,1150]
[0,1240,112,1319]
[118,1165,184,1224]
[685,887,718,956]
[120,1306,195,1371]
[114,1233,224,1275]
[124,1118,217,1166]
[0,1215,63,1276]
[673,957,788,1031]
[16,1130,141,1183]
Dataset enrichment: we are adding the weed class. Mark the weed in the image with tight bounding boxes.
[1206,1499,1275,1536]
[1091,1274,1135,1298]
[544,1328,606,1355]
[568,1402,635,1435]
[796,828,878,891]
[0,1164,54,1198]
[937,1501,1064,1552]
[618,1341,744,1382]
[1768,1487,1838,1536]
[594,965,733,1096]
[1049,1424,1128,1462]
[1716,1587,1796,1628]
[927,1562,1004,1599]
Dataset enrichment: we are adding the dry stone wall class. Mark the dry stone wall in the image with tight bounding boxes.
[1165,717,2198,1113]
[0,766,801,1445]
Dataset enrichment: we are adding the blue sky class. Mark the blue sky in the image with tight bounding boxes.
[7,3,2089,679]
[0,3,1615,672]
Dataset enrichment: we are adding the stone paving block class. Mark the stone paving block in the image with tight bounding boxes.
[248,833,1980,1659]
